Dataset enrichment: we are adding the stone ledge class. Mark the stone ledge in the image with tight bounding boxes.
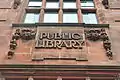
[32,58,44,61]
[31,57,75,61]
[31,57,88,61]
[76,57,88,61]
[0,64,120,70]
[12,23,109,28]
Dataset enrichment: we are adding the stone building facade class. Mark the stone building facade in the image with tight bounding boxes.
[0,0,120,80]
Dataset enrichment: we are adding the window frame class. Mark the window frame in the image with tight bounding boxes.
[82,12,98,24]
[46,1,59,9]
[63,1,77,9]
[44,12,58,23]
[81,0,95,9]
[63,12,78,23]
[24,12,40,23]
[28,0,42,8]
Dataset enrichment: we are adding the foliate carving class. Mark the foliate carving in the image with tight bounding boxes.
[103,40,113,60]
[7,28,36,59]
[12,28,36,40]
[12,29,20,40]
[106,50,113,60]
[13,0,21,9]
[103,40,111,50]
[9,29,20,50]
[85,29,109,41]
[7,50,14,59]
[101,29,113,60]
[8,33,18,59]
[102,0,109,9]
[15,29,21,35]
[85,29,101,41]
[21,29,36,40]
[101,32,109,41]
[10,39,17,50]
[85,28,113,60]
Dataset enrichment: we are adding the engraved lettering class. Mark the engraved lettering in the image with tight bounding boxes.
[36,32,84,49]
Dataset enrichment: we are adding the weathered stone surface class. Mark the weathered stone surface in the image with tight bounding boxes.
[0,0,120,65]
[109,0,120,8]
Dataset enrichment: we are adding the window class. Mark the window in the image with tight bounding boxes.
[63,12,78,23]
[63,1,76,9]
[28,0,42,7]
[81,0,94,8]
[83,13,98,24]
[44,13,58,23]
[46,2,59,8]
[24,13,39,23]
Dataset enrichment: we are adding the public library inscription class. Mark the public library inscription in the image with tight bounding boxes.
[34,27,87,61]
[35,32,84,49]
[35,27,85,49]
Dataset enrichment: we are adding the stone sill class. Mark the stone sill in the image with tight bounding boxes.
[32,57,88,61]
[12,23,109,28]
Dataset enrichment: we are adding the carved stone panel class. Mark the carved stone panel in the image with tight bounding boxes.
[9,26,111,63]
[33,27,87,61]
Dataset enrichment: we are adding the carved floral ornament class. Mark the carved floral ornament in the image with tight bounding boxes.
[7,28,36,59]
[7,28,113,60]
[85,28,113,60]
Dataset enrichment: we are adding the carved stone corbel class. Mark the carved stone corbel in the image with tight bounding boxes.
[13,0,21,9]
